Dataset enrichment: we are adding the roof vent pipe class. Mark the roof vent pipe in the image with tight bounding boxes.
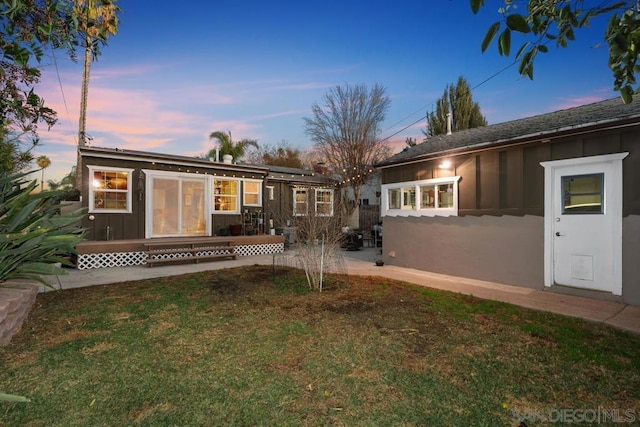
[446,112,452,135]
[215,148,220,162]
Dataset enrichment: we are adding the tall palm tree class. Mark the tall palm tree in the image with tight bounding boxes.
[36,155,51,192]
[77,0,121,146]
[207,131,258,163]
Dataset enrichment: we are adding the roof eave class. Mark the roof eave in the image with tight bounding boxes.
[376,115,640,169]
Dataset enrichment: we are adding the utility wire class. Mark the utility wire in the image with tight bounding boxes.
[51,47,77,145]
[378,57,520,144]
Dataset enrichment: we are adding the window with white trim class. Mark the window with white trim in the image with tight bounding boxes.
[88,166,134,213]
[293,188,308,216]
[214,178,239,213]
[243,179,262,206]
[382,176,460,217]
[315,188,334,216]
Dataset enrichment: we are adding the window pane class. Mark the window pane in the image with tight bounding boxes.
[245,194,259,205]
[216,195,236,211]
[245,181,259,193]
[182,181,205,234]
[93,191,106,209]
[103,192,127,210]
[562,173,604,214]
[91,169,130,211]
[153,179,179,234]
[215,179,237,195]
[317,191,331,203]
[402,187,415,210]
[389,188,401,209]
[93,170,129,190]
[295,190,307,215]
[316,190,333,216]
[317,203,331,215]
[438,183,454,208]
[214,179,238,211]
[420,185,435,209]
[243,181,261,205]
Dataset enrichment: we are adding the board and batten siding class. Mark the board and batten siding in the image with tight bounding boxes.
[382,127,640,217]
[379,126,640,304]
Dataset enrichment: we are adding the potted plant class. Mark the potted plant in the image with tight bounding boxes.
[229,224,242,236]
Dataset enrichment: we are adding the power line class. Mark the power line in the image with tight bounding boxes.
[378,58,520,144]
[51,47,77,145]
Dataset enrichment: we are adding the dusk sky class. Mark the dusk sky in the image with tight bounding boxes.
[35,0,617,183]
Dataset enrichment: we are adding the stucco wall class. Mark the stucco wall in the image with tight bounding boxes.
[382,215,545,289]
[623,215,640,305]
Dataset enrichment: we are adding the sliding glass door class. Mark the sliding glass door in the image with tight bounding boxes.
[146,171,209,237]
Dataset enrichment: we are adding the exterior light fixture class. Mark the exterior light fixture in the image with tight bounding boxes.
[439,160,451,169]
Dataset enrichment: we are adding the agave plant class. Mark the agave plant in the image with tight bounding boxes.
[0,393,30,403]
[0,171,85,287]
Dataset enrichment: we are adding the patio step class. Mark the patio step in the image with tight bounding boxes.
[0,281,39,346]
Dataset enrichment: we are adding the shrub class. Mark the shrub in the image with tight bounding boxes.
[0,171,85,287]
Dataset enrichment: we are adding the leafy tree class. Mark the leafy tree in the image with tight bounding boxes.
[471,0,640,103]
[304,83,391,218]
[36,154,51,191]
[47,167,76,191]
[76,0,121,146]
[46,165,80,201]
[245,140,306,168]
[424,76,487,138]
[0,171,85,287]
[0,128,35,173]
[1,0,85,174]
[0,0,105,172]
[205,130,259,163]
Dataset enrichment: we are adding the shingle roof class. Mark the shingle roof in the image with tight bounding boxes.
[80,145,269,174]
[266,165,335,186]
[377,96,640,167]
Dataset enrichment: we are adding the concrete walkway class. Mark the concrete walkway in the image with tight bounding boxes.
[47,247,640,335]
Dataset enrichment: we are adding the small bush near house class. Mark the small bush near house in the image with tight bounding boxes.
[0,171,85,287]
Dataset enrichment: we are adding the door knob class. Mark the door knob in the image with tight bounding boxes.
[555,232,564,237]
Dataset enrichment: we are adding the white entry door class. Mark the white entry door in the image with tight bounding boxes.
[542,153,627,295]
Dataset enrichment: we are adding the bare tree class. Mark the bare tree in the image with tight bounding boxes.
[304,83,391,219]
[244,140,306,168]
[275,201,349,292]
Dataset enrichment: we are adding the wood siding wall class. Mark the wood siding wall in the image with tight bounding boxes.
[382,127,640,217]
[266,181,294,227]
[80,156,267,241]
[81,155,335,240]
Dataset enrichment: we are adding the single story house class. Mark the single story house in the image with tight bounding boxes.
[375,96,640,305]
[75,146,337,269]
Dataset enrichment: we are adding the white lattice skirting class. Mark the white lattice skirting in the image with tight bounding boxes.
[77,251,147,270]
[76,243,284,270]
[234,243,283,257]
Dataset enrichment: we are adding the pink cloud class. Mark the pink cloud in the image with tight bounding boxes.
[551,95,609,111]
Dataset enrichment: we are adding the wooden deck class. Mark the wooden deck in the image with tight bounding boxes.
[144,238,237,267]
[76,235,284,254]
[75,235,286,270]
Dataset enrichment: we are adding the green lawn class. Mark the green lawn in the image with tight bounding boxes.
[1,265,639,426]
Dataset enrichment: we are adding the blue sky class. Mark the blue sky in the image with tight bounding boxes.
[36,0,617,183]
